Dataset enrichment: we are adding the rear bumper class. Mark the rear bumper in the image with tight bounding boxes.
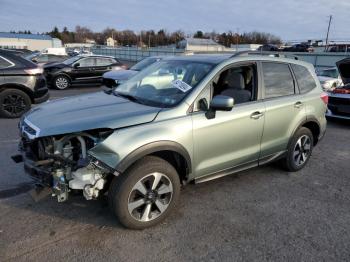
[326,108,350,120]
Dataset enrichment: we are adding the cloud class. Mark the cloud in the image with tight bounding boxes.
[1,0,349,40]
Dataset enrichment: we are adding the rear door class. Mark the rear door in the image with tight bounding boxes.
[259,61,306,161]
[93,57,116,79]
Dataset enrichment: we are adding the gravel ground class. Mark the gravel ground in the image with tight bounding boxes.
[0,87,349,262]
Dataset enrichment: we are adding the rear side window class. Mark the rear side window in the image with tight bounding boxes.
[262,62,295,98]
[291,64,317,93]
[0,56,13,68]
[96,58,115,66]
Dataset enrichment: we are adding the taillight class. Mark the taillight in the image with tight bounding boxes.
[24,68,43,75]
[333,88,350,94]
[320,92,328,105]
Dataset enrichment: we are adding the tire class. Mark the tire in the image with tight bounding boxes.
[53,75,70,90]
[283,127,314,172]
[109,156,181,229]
[0,89,31,118]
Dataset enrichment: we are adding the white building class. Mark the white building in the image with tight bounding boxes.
[230,44,262,52]
[0,32,62,51]
[178,38,228,52]
[106,37,117,47]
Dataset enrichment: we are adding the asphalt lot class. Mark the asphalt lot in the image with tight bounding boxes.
[0,86,350,261]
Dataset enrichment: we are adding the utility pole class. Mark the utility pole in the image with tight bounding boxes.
[324,15,332,51]
[236,28,240,52]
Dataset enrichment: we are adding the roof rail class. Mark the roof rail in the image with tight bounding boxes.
[230,51,299,60]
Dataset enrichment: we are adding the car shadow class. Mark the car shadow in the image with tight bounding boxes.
[1,163,290,230]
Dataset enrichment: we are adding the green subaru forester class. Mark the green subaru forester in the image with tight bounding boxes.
[15,53,327,229]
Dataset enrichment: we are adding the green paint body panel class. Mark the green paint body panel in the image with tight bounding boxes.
[26,55,327,182]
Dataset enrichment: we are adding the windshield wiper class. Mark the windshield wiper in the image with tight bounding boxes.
[114,92,144,104]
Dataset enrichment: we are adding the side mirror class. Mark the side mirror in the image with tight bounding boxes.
[206,95,234,119]
[73,63,80,68]
[32,58,38,63]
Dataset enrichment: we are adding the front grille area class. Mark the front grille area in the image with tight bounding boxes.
[22,121,36,136]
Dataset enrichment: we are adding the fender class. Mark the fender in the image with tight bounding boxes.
[289,116,321,146]
[115,140,192,174]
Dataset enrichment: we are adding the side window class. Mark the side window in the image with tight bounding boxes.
[194,63,257,111]
[0,56,13,68]
[291,64,317,94]
[96,58,113,66]
[262,62,295,98]
[79,58,95,67]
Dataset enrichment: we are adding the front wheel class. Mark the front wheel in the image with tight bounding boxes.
[53,75,70,90]
[108,156,181,229]
[283,127,314,172]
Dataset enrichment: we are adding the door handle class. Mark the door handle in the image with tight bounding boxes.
[294,101,303,108]
[250,111,264,119]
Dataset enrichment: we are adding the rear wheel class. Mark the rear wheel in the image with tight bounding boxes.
[53,75,70,90]
[283,127,314,172]
[0,89,31,118]
[108,156,181,229]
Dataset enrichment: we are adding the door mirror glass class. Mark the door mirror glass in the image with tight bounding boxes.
[73,63,80,68]
[206,95,234,119]
[210,95,234,111]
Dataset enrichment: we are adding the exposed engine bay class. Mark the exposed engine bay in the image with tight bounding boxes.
[16,129,114,202]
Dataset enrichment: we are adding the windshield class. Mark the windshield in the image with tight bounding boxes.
[63,56,81,65]
[317,68,338,78]
[130,57,160,71]
[114,60,213,108]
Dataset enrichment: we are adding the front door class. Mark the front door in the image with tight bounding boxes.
[191,63,265,179]
[71,57,97,81]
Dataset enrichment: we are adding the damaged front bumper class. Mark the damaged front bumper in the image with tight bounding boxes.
[12,133,114,203]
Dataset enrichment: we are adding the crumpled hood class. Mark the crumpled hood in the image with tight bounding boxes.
[103,69,138,81]
[24,91,161,137]
[336,58,350,85]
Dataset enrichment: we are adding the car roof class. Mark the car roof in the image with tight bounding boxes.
[162,54,232,64]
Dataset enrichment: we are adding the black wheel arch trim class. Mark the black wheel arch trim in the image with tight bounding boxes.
[291,117,321,146]
[53,73,72,83]
[115,140,192,174]
[0,84,34,102]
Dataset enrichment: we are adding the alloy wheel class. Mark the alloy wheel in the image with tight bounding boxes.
[55,77,69,89]
[127,172,173,222]
[2,94,27,117]
[293,135,311,166]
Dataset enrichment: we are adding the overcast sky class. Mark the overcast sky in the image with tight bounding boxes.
[1,0,349,41]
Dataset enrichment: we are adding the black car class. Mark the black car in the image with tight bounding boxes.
[25,53,69,66]
[0,50,49,118]
[326,58,350,120]
[44,55,127,90]
[257,44,279,52]
[283,44,311,52]
[102,56,163,89]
